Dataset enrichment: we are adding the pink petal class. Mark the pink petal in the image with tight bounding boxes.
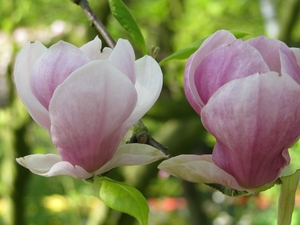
[95,143,168,175]
[279,46,300,84]
[291,48,300,66]
[184,56,203,115]
[246,36,282,72]
[197,30,237,60]
[16,154,92,179]
[30,41,90,110]
[80,36,113,60]
[246,35,300,84]
[194,40,269,105]
[184,30,236,114]
[108,39,136,83]
[158,154,242,190]
[201,72,300,189]
[123,56,163,129]
[49,61,138,173]
[14,41,51,130]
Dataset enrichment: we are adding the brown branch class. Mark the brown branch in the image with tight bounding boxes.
[126,120,171,158]
[71,0,116,48]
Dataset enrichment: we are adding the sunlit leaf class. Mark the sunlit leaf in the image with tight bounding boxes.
[278,170,300,225]
[159,30,251,66]
[94,176,149,225]
[230,30,252,39]
[109,0,147,54]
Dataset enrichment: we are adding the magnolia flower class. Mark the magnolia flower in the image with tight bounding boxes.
[158,30,300,190]
[15,37,166,179]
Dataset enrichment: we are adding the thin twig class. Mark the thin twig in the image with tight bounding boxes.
[126,121,171,158]
[71,0,116,48]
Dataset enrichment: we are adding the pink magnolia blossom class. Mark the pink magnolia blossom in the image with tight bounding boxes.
[15,37,166,179]
[159,30,300,190]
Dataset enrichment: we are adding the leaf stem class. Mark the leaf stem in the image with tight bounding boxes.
[71,0,116,48]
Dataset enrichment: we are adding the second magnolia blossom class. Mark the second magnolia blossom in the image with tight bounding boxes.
[159,30,300,190]
[15,37,166,179]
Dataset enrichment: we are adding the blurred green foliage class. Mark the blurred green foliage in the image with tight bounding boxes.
[0,0,300,224]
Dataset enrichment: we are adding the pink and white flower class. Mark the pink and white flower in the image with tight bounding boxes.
[15,37,165,179]
[159,30,300,190]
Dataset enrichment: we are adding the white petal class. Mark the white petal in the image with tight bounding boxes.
[16,154,92,179]
[158,154,243,190]
[95,143,168,175]
[108,39,136,83]
[123,56,163,129]
[16,154,62,173]
[101,47,113,59]
[14,41,51,130]
[80,36,113,60]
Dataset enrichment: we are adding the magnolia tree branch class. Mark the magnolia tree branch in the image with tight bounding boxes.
[71,0,116,48]
[126,120,170,158]
[71,0,170,157]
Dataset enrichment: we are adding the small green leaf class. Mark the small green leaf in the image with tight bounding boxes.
[278,170,300,225]
[94,176,149,225]
[230,30,252,39]
[159,38,206,66]
[109,0,147,54]
[159,30,251,66]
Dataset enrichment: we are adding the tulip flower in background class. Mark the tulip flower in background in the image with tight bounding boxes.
[14,37,166,179]
[159,30,300,191]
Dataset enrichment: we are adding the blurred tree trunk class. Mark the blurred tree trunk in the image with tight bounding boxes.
[0,0,32,222]
[182,181,212,225]
[278,0,300,45]
[11,121,31,225]
[1,65,32,225]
